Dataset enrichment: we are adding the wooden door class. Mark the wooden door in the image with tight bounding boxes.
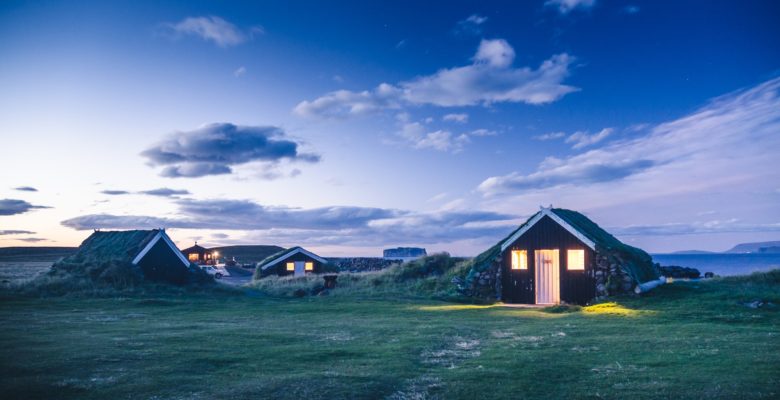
[294,261,305,277]
[535,249,560,304]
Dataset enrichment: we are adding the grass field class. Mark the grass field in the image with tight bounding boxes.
[1,269,778,399]
[0,262,52,287]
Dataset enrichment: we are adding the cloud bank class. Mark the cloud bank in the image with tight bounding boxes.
[0,230,36,235]
[141,123,320,178]
[139,188,191,197]
[479,77,780,196]
[61,198,518,246]
[0,199,49,216]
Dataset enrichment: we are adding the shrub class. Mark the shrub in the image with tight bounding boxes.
[249,253,477,302]
[393,252,464,281]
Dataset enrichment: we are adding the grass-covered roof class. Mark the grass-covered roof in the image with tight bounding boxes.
[64,230,159,264]
[470,208,658,283]
[256,246,299,269]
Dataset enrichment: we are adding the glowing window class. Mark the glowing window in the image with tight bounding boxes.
[305,262,314,271]
[286,262,294,271]
[511,250,527,270]
[187,253,199,261]
[567,249,585,270]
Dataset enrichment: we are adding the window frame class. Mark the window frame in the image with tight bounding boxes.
[567,249,585,271]
[286,262,295,271]
[511,249,528,270]
[305,262,314,271]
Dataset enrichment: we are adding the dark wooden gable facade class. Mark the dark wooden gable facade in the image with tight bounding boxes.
[136,236,192,284]
[258,247,328,277]
[181,243,213,264]
[501,214,596,305]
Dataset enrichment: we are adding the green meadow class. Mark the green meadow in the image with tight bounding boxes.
[1,268,779,399]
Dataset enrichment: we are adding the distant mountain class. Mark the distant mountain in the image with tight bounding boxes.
[208,245,285,264]
[725,241,780,254]
[0,246,77,262]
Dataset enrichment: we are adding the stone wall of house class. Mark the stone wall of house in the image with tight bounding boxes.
[593,250,635,298]
[454,256,502,300]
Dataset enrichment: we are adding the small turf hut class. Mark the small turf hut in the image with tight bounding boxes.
[56,229,202,285]
[181,242,215,265]
[255,246,329,278]
[462,207,661,305]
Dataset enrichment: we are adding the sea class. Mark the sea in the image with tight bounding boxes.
[650,253,780,277]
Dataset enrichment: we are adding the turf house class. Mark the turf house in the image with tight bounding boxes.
[181,242,216,265]
[255,246,329,278]
[461,207,663,305]
[52,229,205,285]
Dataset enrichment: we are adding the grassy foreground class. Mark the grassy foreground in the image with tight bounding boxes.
[1,273,779,399]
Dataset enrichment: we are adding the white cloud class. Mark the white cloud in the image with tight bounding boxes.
[533,131,566,141]
[233,66,246,77]
[565,127,614,149]
[294,39,577,118]
[478,77,780,197]
[161,16,261,47]
[443,113,469,123]
[402,44,575,107]
[473,38,515,68]
[395,118,469,153]
[455,14,488,35]
[394,114,498,153]
[427,192,449,203]
[465,14,488,25]
[293,83,403,118]
[545,0,597,14]
[470,129,497,137]
[478,158,654,194]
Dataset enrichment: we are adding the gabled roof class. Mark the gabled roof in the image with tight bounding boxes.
[471,207,658,284]
[181,243,208,253]
[500,208,596,252]
[257,246,328,270]
[65,229,189,268]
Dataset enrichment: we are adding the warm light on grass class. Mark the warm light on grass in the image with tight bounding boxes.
[416,304,569,319]
[583,302,648,317]
[416,304,503,311]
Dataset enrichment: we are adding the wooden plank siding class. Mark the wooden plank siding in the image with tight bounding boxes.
[501,215,596,305]
[136,238,192,285]
[271,253,323,277]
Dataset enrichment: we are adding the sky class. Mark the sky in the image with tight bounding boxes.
[1,0,779,256]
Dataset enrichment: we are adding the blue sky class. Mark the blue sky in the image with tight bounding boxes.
[1,0,779,255]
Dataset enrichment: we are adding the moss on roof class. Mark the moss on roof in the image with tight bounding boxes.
[469,208,658,284]
[63,230,160,264]
[256,246,299,270]
[551,209,657,283]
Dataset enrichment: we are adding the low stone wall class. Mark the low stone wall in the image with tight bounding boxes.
[326,257,401,273]
[454,257,501,300]
[593,251,634,298]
